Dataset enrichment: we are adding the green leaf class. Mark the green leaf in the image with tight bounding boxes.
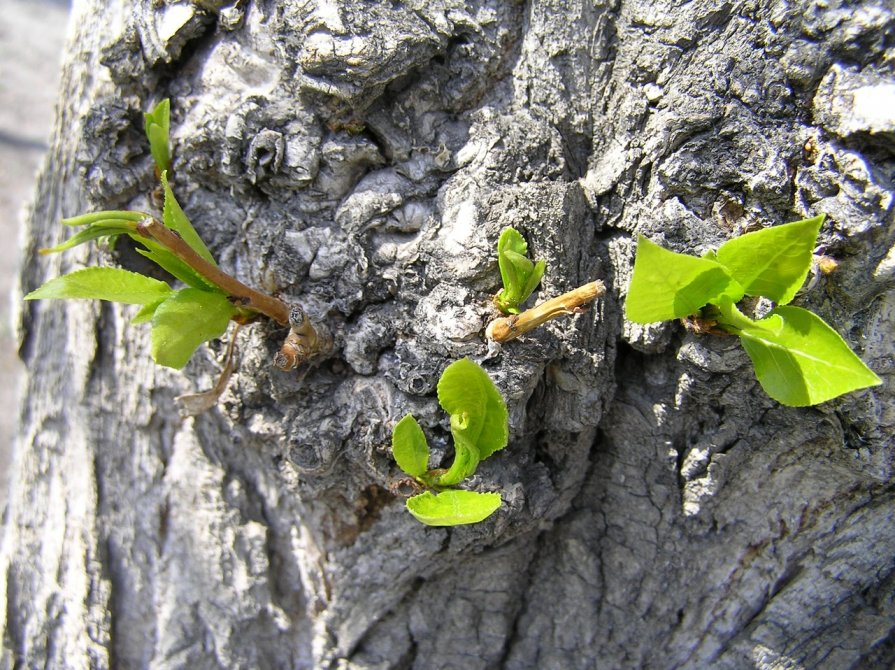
[625,235,744,323]
[496,227,544,314]
[433,435,481,487]
[160,171,217,266]
[520,259,546,304]
[406,490,501,526]
[62,210,147,226]
[25,267,172,304]
[132,237,218,291]
[150,288,235,369]
[131,298,166,324]
[498,227,529,292]
[716,215,825,304]
[392,414,430,478]
[437,358,508,460]
[144,98,171,174]
[40,220,137,254]
[737,305,882,406]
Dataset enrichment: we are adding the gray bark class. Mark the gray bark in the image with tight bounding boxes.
[3,0,894,668]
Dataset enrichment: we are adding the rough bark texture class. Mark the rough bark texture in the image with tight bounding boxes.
[3,0,894,668]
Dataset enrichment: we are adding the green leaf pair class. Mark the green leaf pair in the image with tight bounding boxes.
[25,99,235,370]
[495,227,546,314]
[625,215,882,406]
[392,358,509,526]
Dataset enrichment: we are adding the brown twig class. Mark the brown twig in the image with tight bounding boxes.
[137,217,291,325]
[486,280,605,343]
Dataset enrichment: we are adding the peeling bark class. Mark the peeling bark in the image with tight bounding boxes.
[3,0,894,668]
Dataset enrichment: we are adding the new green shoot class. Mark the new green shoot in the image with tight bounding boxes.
[392,358,509,526]
[625,215,881,406]
[495,227,546,314]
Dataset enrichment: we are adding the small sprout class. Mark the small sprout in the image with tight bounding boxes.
[391,358,508,527]
[144,98,172,175]
[495,226,546,315]
[625,214,882,406]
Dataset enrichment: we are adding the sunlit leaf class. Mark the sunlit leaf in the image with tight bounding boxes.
[24,267,172,304]
[160,171,216,266]
[150,288,235,369]
[133,237,218,291]
[496,226,544,314]
[61,210,147,227]
[144,98,171,174]
[737,306,882,406]
[406,490,501,526]
[437,358,508,460]
[131,298,167,324]
[392,414,430,478]
[40,220,137,254]
[716,215,825,304]
[625,235,744,323]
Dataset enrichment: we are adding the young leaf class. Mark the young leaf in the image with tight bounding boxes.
[62,210,147,227]
[160,171,217,266]
[133,238,218,291]
[131,298,167,325]
[392,414,430,478]
[520,259,546,304]
[25,267,172,304]
[716,215,825,304]
[432,434,481,488]
[737,305,882,406]
[144,98,171,174]
[150,288,236,369]
[40,220,138,255]
[437,358,508,460]
[406,490,501,526]
[496,227,544,314]
[626,236,744,323]
[498,227,529,291]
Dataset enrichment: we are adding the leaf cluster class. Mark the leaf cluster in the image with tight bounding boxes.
[625,215,881,406]
[26,100,239,369]
[495,227,546,314]
[392,358,508,526]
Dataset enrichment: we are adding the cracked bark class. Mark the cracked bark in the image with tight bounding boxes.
[3,1,894,668]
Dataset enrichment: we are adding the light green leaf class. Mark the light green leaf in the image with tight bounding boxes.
[496,227,544,314]
[737,305,882,406]
[150,288,235,369]
[160,171,217,266]
[62,210,147,227]
[406,490,501,526]
[133,238,218,291]
[144,98,171,174]
[40,220,138,254]
[437,358,508,460]
[25,267,172,304]
[520,259,546,303]
[433,435,481,487]
[131,298,166,324]
[392,414,430,478]
[716,215,825,304]
[498,227,529,292]
[625,235,744,323]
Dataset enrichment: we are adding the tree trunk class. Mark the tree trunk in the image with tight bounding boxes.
[3,0,893,668]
